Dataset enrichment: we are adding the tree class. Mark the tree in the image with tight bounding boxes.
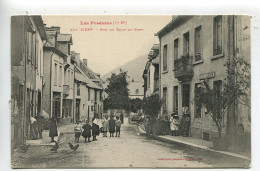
[194,56,250,138]
[143,94,162,118]
[129,98,143,113]
[104,69,130,111]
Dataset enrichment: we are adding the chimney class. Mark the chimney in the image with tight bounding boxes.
[83,59,88,66]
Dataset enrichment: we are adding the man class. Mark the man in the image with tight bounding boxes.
[120,113,124,124]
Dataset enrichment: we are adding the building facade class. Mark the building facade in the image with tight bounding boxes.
[143,44,160,99]
[72,53,105,122]
[157,16,250,147]
[11,16,46,150]
[42,26,74,125]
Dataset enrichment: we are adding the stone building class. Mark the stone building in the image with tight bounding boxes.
[42,26,74,125]
[72,53,105,122]
[143,44,160,99]
[11,16,46,150]
[157,15,250,149]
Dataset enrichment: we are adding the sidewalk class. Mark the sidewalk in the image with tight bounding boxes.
[137,125,251,162]
[26,123,75,146]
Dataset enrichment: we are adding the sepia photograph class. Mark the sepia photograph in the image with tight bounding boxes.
[10,15,251,168]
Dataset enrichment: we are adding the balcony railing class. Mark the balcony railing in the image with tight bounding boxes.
[63,85,70,96]
[174,55,194,81]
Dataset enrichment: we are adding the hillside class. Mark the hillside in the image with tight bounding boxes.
[101,55,147,83]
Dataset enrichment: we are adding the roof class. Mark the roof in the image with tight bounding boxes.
[151,44,159,50]
[57,34,73,44]
[152,55,159,64]
[148,51,154,57]
[75,68,103,90]
[31,16,47,40]
[43,44,67,58]
[157,16,193,37]
[79,60,99,79]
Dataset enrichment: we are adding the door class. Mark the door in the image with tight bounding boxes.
[182,84,190,109]
[87,106,90,121]
[76,100,80,122]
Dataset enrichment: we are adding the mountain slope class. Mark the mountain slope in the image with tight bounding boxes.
[101,55,147,83]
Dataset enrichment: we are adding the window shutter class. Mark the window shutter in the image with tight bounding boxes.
[27,32,32,62]
[35,40,38,69]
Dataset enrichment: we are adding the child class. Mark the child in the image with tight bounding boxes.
[109,115,115,137]
[82,120,92,142]
[115,116,122,137]
[74,121,82,143]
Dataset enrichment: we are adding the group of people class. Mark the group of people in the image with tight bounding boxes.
[74,113,124,143]
[169,109,191,137]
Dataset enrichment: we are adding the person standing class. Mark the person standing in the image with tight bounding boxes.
[183,113,191,137]
[82,120,92,142]
[120,113,124,124]
[74,121,82,143]
[92,114,100,141]
[170,114,180,136]
[30,116,38,140]
[102,116,109,137]
[37,115,43,139]
[115,116,122,137]
[49,116,58,142]
[109,115,115,137]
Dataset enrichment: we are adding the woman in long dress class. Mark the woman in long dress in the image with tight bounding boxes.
[92,114,100,141]
[49,117,58,142]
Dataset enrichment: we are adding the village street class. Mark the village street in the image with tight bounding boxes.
[11,118,249,169]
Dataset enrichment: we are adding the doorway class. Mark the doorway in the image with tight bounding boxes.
[76,99,80,122]
[182,84,190,109]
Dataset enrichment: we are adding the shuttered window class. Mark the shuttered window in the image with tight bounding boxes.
[194,26,202,62]
[213,16,223,56]
[163,45,168,71]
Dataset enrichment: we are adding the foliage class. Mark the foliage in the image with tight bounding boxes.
[194,56,250,138]
[143,94,162,118]
[225,56,251,109]
[104,69,130,111]
[130,98,143,113]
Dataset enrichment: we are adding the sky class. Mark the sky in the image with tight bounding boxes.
[42,15,172,75]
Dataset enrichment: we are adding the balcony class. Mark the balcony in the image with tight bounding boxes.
[63,85,70,96]
[174,55,194,82]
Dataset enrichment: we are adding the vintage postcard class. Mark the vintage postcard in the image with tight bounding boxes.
[10,15,251,168]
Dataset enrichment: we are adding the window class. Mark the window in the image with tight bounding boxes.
[88,88,90,101]
[194,83,202,118]
[163,45,168,71]
[32,34,36,66]
[59,66,62,86]
[163,87,168,114]
[213,80,222,119]
[71,71,73,89]
[194,26,202,62]
[77,83,80,96]
[183,32,190,56]
[64,70,67,85]
[54,63,57,86]
[213,16,223,56]
[35,39,39,69]
[174,38,179,60]
[95,90,97,101]
[173,86,178,112]
[100,91,102,101]
[68,70,70,87]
